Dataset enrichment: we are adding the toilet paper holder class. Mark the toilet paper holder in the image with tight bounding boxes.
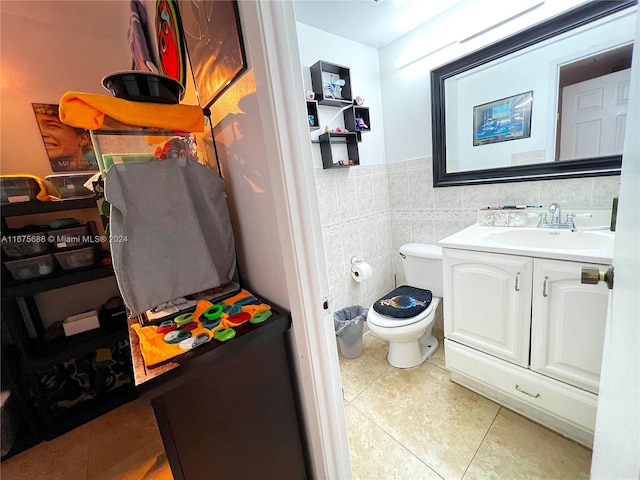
[350,256,362,272]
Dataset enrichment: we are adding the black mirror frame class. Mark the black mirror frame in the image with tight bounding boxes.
[431,0,637,187]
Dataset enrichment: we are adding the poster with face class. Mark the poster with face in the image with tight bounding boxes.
[32,103,98,172]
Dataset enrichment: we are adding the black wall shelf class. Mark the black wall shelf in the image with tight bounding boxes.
[344,106,371,134]
[306,100,320,131]
[309,60,371,169]
[318,132,360,169]
[310,60,353,106]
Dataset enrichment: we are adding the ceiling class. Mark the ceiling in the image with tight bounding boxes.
[293,0,462,49]
[293,0,548,50]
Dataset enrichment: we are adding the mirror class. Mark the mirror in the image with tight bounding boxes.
[431,1,637,187]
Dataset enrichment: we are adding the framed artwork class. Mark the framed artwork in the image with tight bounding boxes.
[178,0,247,108]
[32,103,98,172]
[473,91,533,146]
[156,0,188,86]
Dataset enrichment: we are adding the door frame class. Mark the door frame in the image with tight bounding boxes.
[240,2,351,478]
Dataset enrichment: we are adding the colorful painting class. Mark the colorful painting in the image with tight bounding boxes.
[473,91,533,146]
[178,0,247,108]
[156,0,187,86]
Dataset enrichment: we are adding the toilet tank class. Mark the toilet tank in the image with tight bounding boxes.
[399,243,443,297]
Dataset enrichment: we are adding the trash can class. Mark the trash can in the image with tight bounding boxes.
[334,306,367,358]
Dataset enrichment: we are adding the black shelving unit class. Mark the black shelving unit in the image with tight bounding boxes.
[309,60,371,169]
[310,60,353,106]
[318,132,360,168]
[1,198,136,459]
[344,106,371,133]
[306,100,320,131]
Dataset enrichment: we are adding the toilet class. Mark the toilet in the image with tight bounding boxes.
[367,243,443,368]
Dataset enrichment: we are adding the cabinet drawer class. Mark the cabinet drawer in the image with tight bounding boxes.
[445,339,597,440]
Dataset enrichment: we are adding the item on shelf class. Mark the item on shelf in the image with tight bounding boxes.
[305,91,315,100]
[308,115,315,126]
[99,296,127,330]
[50,225,91,250]
[63,310,100,336]
[4,254,56,280]
[101,70,185,104]
[49,218,81,229]
[0,176,42,204]
[355,96,365,105]
[54,246,96,270]
[322,77,346,100]
[45,173,95,198]
[1,233,50,258]
[355,118,368,130]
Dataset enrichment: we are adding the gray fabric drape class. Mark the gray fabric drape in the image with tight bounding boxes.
[105,158,236,316]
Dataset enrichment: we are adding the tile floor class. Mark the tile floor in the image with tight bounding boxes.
[340,330,593,480]
[0,399,172,480]
[2,330,592,480]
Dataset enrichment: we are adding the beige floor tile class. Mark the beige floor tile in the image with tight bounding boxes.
[91,449,173,480]
[339,332,391,402]
[463,408,592,480]
[0,421,92,480]
[86,399,167,479]
[427,329,445,369]
[346,404,443,480]
[353,362,500,480]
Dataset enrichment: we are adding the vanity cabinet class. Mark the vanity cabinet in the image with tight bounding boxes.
[530,258,609,394]
[443,249,532,366]
[443,247,610,446]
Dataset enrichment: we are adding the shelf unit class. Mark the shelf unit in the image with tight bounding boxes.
[306,100,320,131]
[318,132,360,168]
[344,105,371,133]
[310,60,353,106]
[309,60,371,169]
[1,198,136,459]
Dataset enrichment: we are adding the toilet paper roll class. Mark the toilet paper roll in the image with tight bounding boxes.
[351,262,373,282]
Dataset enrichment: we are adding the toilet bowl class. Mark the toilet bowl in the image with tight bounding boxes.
[368,290,440,368]
[367,243,443,369]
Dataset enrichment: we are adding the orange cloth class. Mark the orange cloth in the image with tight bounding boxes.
[132,289,271,367]
[59,91,204,132]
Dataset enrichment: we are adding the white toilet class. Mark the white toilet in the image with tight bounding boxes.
[367,243,443,368]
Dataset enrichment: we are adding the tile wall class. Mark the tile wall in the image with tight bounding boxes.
[316,157,620,311]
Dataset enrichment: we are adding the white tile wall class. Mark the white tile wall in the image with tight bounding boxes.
[316,159,620,312]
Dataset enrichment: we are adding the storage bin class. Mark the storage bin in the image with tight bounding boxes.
[4,254,56,280]
[63,310,100,336]
[45,173,95,198]
[1,233,50,258]
[54,246,96,270]
[50,225,90,249]
[0,177,40,204]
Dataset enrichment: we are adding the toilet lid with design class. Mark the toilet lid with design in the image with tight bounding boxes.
[372,285,432,319]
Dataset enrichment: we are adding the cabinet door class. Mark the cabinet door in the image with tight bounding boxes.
[443,249,533,366]
[531,259,609,394]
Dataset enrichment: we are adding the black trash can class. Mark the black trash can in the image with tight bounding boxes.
[334,306,367,358]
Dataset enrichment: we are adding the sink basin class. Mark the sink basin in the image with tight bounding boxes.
[487,228,614,250]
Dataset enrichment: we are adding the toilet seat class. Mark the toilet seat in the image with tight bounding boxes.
[367,302,434,328]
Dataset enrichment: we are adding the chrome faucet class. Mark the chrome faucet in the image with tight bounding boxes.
[538,203,575,229]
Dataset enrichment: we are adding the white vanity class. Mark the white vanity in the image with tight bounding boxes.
[439,211,614,447]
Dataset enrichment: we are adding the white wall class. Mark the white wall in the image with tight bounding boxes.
[296,24,394,311]
[0,1,131,178]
